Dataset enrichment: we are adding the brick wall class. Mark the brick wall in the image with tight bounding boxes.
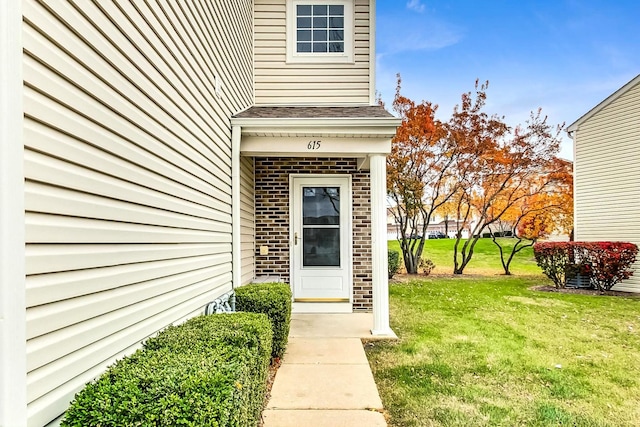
[254,157,373,311]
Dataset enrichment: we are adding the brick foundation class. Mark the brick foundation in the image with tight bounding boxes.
[254,157,372,311]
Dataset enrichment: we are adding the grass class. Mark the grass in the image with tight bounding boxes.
[366,275,640,426]
[388,237,541,275]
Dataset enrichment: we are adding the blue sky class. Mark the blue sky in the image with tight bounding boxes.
[375,0,640,159]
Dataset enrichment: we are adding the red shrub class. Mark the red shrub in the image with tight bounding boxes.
[533,242,572,288]
[533,242,639,291]
[583,242,639,291]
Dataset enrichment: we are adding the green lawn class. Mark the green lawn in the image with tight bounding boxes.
[366,275,640,426]
[388,237,541,275]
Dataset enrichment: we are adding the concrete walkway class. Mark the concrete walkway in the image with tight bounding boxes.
[262,313,390,427]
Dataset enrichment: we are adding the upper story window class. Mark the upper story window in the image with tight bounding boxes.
[287,0,354,63]
[296,4,344,53]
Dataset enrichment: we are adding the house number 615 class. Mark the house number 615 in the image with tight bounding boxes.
[307,140,321,150]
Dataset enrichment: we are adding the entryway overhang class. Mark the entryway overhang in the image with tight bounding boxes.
[230,106,400,337]
[231,107,399,169]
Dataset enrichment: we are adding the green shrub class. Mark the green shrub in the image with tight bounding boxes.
[61,313,272,427]
[388,250,401,279]
[235,282,292,360]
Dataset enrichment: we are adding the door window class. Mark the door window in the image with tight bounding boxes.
[302,187,340,266]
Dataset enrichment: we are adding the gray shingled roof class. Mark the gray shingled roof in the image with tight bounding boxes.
[233,105,395,119]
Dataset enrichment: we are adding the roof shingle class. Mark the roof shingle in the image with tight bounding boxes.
[233,105,395,119]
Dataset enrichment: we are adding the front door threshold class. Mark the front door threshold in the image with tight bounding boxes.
[292,302,352,313]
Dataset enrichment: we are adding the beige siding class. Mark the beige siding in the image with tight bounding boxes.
[254,0,371,105]
[23,0,253,425]
[574,80,640,292]
[240,156,256,284]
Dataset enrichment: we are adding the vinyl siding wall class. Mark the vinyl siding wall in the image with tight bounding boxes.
[574,80,640,292]
[254,0,371,105]
[240,156,256,284]
[23,1,253,425]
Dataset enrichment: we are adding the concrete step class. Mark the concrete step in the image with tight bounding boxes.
[262,409,387,427]
[267,363,383,410]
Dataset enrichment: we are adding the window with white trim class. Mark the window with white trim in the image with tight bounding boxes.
[287,0,354,63]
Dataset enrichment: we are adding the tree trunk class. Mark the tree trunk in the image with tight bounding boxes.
[491,231,534,276]
[453,235,479,274]
[405,253,417,274]
[400,237,424,274]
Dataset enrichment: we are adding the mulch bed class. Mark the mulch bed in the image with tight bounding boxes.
[259,358,282,427]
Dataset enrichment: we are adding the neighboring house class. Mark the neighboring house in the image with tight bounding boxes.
[567,74,640,293]
[0,1,399,425]
[385,209,469,240]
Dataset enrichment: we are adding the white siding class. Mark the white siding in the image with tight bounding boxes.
[254,0,371,105]
[574,80,640,292]
[23,0,253,425]
[240,157,256,284]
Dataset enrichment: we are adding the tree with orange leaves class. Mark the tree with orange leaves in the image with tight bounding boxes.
[387,77,569,275]
[445,80,509,274]
[451,101,566,274]
[386,74,462,273]
[488,159,573,275]
[552,160,574,239]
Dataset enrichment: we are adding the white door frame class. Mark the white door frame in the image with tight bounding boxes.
[289,174,352,306]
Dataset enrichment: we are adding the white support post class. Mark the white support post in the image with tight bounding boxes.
[370,154,394,336]
[0,0,27,425]
[232,126,242,292]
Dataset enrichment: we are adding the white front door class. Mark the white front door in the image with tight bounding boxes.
[291,175,351,302]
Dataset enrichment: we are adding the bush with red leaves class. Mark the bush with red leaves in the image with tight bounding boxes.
[533,242,572,288]
[533,242,639,291]
[582,242,639,291]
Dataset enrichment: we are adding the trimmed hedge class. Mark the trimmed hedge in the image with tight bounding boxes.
[235,282,292,360]
[388,250,401,279]
[61,313,272,427]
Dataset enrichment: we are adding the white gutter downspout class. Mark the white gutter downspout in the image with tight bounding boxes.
[231,125,242,307]
[567,128,577,241]
[368,0,376,104]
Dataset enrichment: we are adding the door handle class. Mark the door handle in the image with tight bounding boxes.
[294,232,298,245]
